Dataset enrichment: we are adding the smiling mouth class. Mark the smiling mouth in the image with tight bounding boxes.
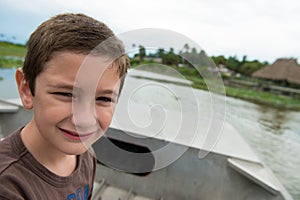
[59,128,97,141]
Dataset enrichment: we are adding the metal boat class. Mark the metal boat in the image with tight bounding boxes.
[0,96,293,200]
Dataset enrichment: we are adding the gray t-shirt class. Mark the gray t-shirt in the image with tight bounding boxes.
[0,129,96,200]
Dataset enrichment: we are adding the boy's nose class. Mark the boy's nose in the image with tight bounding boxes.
[71,106,98,130]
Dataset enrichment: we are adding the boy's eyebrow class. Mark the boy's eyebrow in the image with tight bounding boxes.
[49,84,76,90]
[99,89,119,97]
[48,84,83,92]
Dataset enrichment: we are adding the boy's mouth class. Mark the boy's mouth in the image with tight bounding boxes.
[59,128,96,141]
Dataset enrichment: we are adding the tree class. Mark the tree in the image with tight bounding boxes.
[158,48,164,58]
[162,48,180,67]
[183,43,190,53]
[240,60,265,75]
[138,45,146,63]
[242,55,247,64]
[191,47,197,54]
[211,55,226,66]
[226,56,240,71]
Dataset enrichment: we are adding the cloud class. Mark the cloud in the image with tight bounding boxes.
[0,0,299,62]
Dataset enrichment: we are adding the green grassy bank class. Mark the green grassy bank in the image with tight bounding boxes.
[0,41,26,68]
[132,63,300,111]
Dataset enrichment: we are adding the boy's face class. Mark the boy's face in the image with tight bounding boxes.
[19,52,121,155]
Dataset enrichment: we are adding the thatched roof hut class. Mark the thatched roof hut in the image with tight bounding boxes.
[252,58,300,85]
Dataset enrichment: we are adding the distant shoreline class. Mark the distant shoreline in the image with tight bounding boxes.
[132,66,300,111]
[1,41,300,111]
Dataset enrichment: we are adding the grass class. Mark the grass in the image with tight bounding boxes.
[186,76,300,111]
[0,41,26,69]
[0,56,24,68]
[224,86,300,110]
[0,41,26,57]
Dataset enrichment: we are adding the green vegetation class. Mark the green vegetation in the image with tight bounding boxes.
[0,41,26,57]
[0,41,26,69]
[130,44,300,110]
[211,55,268,76]
[224,87,300,110]
[132,44,268,76]
[0,57,24,68]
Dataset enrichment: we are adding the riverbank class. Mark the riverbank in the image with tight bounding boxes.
[0,41,25,69]
[131,64,300,111]
[224,86,300,111]
[190,79,300,111]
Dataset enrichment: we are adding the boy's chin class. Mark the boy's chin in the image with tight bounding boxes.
[63,143,92,156]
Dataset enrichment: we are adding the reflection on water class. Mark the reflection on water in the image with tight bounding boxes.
[254,106,300,199]
[257,106,288,135]
[225,98,300,199]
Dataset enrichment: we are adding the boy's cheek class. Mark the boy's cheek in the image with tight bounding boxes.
[96,109,115,127]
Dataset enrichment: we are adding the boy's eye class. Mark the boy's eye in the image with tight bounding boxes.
[52,92,73,98]
[96,96,113,102]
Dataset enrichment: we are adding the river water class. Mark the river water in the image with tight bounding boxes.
[0,68,299,199]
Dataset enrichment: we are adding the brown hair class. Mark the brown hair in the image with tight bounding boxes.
[23,13,130,95]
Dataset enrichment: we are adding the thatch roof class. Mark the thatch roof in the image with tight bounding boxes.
[252,58,300,85]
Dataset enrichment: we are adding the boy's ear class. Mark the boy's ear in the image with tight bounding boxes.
[15,68,33,109]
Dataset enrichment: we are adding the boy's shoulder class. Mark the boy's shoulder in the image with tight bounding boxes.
[0,129,24,174]
[0,129,96,199]
[0,129,28,199]
[0,129,96,175]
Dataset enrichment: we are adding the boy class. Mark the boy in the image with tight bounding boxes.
[0,13,130,199]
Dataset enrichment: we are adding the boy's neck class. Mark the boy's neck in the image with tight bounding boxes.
[20,120,77,177]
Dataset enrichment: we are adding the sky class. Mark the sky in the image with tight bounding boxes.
[0,0,299,63]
